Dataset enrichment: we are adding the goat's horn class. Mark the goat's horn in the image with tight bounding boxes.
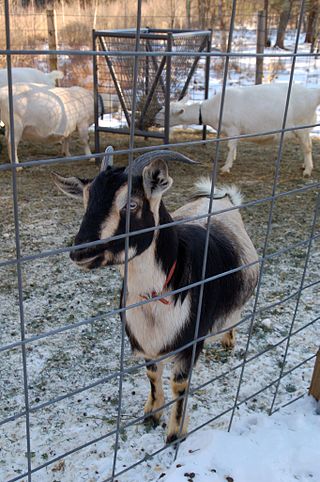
[125,150,198,175]
[100,146,114,172]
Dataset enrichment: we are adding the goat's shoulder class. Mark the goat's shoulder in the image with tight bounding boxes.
[176,222,242,278]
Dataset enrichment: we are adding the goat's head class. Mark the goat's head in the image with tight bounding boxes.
[155,97,196,127]
[53,148,197,270]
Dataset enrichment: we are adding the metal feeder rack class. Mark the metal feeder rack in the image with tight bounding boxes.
[93,27,212,153]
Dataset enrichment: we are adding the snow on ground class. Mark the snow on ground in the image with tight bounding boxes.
[164,396,320,482]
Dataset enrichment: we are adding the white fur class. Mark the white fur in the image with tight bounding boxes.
[0,83,93,164]
[194,178,243,206]
[123,243,191,358]
[155,83,320,177]
[0,67,63,87]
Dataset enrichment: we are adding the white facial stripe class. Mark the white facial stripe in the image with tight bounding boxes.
[99,184,129,241]
[100,202,120,241]
[115,184,130,211]
[83,183,91,209]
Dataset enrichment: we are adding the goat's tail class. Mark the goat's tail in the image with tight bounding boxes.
[193,177,243,206]
[46,70,64,83]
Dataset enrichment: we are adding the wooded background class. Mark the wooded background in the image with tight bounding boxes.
[0,1,318,52]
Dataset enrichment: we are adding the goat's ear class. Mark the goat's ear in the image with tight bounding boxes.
[172,103,185,116]
[51,171,89,200]
[142,159,173,199]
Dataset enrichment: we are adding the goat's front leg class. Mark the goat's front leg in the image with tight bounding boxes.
[221,138,238,174]
[61,137,71,157]
[167,360,190,444]
[144,360,165,426]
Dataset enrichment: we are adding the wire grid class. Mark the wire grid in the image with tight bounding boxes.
[1,0,320,481]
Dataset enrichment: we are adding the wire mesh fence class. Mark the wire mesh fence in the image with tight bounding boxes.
[0,0,319,481]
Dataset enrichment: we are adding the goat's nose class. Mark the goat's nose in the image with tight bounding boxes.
[69,246,84,262]
[69,236,90,262]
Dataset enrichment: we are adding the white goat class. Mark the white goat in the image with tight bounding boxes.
[0,67,63,88]
[0,83,94,165]
[155,83,320,176]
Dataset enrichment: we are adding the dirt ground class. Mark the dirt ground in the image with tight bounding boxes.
[0,130,319,481]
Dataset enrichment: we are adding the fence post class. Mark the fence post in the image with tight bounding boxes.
[46,7,58,75]
[309,350,320,401]
[255,10,265,85]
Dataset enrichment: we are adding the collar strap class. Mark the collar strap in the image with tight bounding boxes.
[140,260,177,305]
[199,105,203,125]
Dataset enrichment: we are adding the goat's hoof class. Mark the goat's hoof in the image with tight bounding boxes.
[221,338,235,350]
[166,432,186,446]
[303,169,312,177]
[221,330,236,350]
[144,413,161,429]
[16,166,23,172]
[220,168,231,175]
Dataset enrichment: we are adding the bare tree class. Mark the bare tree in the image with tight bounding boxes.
[218,0,227,52]
[186,0,192,29]
[274,0,294,49]
[169,0,177,29]
[198,0,206,29]
[304,0,319,51]
[264,0,270,46]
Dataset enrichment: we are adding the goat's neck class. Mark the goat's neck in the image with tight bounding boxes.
[121,202,178,296]
[183,102,202,124]
[198,100,210,125]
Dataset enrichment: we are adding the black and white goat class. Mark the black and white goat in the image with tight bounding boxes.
[53,149,259,443]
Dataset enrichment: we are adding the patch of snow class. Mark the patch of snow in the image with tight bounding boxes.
[164,395,320,482]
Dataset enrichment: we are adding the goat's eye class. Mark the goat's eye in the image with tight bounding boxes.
[122,201,138,211]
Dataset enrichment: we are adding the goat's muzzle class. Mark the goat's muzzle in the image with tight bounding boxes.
[69,244,104,270]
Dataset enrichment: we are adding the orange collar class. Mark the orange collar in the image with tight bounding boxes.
[140,260,177,305]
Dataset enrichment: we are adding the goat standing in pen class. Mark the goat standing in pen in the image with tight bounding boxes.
[53,149,259,443]
[155,83,320,177]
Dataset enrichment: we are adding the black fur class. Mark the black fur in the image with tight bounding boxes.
[154,206,244,367]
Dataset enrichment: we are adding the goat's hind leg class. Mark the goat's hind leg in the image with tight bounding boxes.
[144,360,165,427]
[296,130,313,177]
[221,328,236,350]
[220,309,241,350]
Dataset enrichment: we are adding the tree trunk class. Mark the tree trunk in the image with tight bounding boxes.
[186,0,191,29]
[274,0,293,49]
[198,0,206,29]
[264,0,269,46]
[218,0,227,52]
[305,0,319,50]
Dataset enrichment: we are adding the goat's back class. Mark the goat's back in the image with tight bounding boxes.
[0,67,63,88]
[206,84,320,133]
[0,83,94,138]
[173,179,259,289]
